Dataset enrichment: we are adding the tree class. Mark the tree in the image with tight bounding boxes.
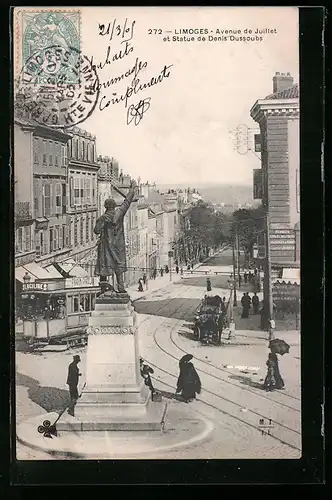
[232,205,265,259]
[182,201,226,262]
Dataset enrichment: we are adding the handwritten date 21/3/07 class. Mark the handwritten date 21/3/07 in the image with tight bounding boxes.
[99,19,136,43]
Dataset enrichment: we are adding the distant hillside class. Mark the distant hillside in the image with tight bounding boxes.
[157,183,255,206]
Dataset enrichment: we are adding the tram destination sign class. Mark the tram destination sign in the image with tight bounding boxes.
[65,277,99,288]
[22,282,48,291]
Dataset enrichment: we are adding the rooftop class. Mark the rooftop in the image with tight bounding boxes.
[265,83,299,100]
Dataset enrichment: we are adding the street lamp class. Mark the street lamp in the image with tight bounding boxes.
[227,279,236,338]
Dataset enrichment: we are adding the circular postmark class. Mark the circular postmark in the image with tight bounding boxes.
[15,45,99,129]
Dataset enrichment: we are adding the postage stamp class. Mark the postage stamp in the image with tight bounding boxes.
[15,45,100,129]
[14,8,81,84]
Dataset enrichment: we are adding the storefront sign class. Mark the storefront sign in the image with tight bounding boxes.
[65,277,99,288]
[273,282,300,303]
[270,229,295,255]
[22,282,48,291]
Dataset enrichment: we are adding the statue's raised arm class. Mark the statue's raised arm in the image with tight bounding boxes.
[113,179,137,224]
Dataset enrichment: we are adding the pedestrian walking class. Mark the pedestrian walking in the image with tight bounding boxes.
[153,268,157,279]
[252,292,260,314]
[160,267,164,277]
[248,271,253,283]
[238,274,242,288]
[143,273,147,285]
[66,355,82,417]
[176,265,179,274]
[191,262,194,270]
[187,264,191,271]
[180,266,183,275]
[206,277,212,292]
[241,292,250,319]
[176,355,201,403]
[140,358,155,396]
[244,272,248,284]
[263,352,284,391]
[138,279,144,292]
[165,265,169,273]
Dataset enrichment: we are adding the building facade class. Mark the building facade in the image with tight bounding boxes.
[32,124,72,266]
[14,120,36,268]
[97,155,119,216]
[66,127,99,274]
[250,72,300,269]
[250,72,300,325]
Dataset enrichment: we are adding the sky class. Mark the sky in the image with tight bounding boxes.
[48,7,299,185]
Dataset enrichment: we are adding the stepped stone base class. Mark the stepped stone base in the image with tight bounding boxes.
[57,399,167,432]
[63,291,166,432]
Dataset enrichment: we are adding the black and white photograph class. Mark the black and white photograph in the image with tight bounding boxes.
[13,6,302,461]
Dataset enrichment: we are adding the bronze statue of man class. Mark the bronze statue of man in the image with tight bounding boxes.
[94,179,137,293]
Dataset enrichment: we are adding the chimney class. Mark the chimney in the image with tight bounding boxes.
[273,72,294,93]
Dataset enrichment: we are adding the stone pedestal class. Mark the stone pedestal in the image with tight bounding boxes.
[57,292,166,432]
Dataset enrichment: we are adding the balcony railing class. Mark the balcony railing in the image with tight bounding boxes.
[15,202,33,222]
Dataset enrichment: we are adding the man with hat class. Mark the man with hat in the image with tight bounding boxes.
[66,355,82,416]
[94,179,137,294]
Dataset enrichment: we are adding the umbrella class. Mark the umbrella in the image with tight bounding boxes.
[179,354,193,366]
[269,338,290,355]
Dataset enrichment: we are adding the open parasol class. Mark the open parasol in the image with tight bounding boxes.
[269,338,290,355]
[179,354,193,366]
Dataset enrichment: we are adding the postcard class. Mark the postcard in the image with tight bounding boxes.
[13,6,301,461]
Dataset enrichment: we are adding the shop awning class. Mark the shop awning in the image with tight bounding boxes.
[274,268,300,285]
[44,265,66,279]
[57,262,89,278]
[22,262,53,280]
[15,262,61,283]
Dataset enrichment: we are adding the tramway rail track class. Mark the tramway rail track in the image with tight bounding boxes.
[137,290,301,452]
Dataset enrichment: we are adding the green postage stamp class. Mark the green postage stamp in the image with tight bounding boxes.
[14,8,81,83]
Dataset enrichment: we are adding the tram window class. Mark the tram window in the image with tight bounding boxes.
[73,297,79,312]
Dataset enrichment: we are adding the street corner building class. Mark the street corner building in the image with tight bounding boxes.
[250,72,300,327]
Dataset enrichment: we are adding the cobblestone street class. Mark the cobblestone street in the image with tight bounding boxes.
[15,250,301,459]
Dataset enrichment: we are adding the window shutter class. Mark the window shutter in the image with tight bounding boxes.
[55,183,62,213]
[70,177,74,206]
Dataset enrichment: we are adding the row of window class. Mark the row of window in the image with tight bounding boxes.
[126,206,138,231]
[34,182,66,218]
[68,137,96,164]
[35,225,69,256]
[15,226,32,254]
[69,174,97,207]
[67,293,97,314]
[33,138,67,167]
[16,217,98,257]
[126,232,140,258]
[33,137,97,167]
[70,214,97,248]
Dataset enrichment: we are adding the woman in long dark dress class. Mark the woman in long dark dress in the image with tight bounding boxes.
[263,352,285,391]
[270,352,285,389]
[176,360,201,402]
[263,353,276,391]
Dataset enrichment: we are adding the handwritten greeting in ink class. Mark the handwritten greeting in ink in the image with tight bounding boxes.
[91,18,173,125]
